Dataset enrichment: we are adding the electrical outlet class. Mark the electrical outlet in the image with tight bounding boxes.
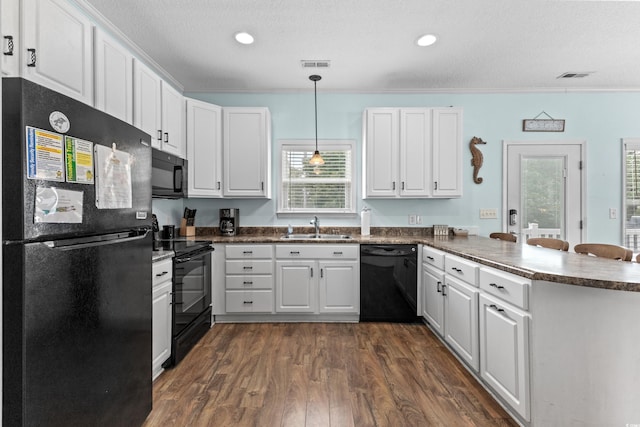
[409,214,416,225]
[609,208,617,219]
[416,215,422,224]
[479,208,498,219]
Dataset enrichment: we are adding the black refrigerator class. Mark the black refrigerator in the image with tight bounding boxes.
[2,78,152,426]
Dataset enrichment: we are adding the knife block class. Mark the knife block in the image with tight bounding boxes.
[179,218,195,237]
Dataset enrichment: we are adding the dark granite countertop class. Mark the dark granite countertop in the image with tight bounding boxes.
[196,227,640,292]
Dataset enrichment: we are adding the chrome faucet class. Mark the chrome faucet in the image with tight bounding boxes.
[310,216,320,237]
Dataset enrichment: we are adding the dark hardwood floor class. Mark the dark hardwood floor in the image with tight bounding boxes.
[143,322,518,427]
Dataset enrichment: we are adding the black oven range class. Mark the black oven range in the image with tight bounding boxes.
[162,239,214,368]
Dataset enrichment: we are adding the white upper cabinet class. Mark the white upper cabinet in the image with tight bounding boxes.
[363,107,463,198]
[400,109,432,197]
[363,108,399,197]
[223,107,271,198]
[432,108,463,197]
[94,28,133,124]
[133,60,162,148]
[1,0,20,76]
[133,60,184,157]
[185,98,222,198]
[22,0,94,104]
[160,82,184,157]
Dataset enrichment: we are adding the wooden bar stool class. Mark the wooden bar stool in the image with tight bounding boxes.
[489,232,517,242]
[526,237,569,251]
[574,243,632,261]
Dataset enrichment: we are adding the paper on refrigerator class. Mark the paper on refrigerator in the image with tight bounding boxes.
[94,144,132,209]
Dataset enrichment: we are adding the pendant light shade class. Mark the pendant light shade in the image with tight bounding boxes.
[309,75,324,165]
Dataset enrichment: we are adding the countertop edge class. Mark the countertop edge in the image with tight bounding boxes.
[198,233,640,292]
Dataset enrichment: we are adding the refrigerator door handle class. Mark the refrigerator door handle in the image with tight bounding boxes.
[43,229,150,251]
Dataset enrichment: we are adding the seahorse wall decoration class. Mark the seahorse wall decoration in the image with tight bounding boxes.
[469,136,487,184]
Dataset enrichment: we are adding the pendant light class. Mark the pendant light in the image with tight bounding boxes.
[309,75,324,165]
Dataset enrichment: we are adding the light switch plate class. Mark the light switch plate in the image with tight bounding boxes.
[480,208,498,219]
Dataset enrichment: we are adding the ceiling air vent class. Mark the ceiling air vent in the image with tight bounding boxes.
[301,60,331,68]
[557,72,593,79]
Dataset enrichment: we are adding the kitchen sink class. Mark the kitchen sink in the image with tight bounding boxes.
[281,233,353,240]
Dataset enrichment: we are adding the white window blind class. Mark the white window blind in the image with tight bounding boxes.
[623,138,640,251]
[279,141,354,213]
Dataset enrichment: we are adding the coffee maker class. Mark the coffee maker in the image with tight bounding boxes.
[219,208,239,236]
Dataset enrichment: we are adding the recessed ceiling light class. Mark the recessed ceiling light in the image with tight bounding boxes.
[416,34,437,47]
[235,32,254,45]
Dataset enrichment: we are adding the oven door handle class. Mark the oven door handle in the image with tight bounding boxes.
[175,246,214,263]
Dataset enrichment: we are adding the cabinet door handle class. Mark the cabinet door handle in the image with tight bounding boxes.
[155,271,169,277]
[392,181,396,190]
[27,48,36,67]
[217,181,221,190]
[157,130,162,140]
[489,304,505,313]
[427,256,435,261]
[290,251,300,255]
[489,283,505,290]
[261,181,264,191]
[164,132,169,143]
[243,266,253,270]
[310,267,314,278]
[3,36,14,56]
[402,181,405,190]
[434,181,438,190]
[333,251,343,255]
[451,267,462,273]
[243,301,253,305]
[320,268,324,278]
[243,281,253,285]
[436,281,442,293]
[441,284,446,296]
[243,251,253,254]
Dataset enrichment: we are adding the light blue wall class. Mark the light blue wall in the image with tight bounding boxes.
[157,90,640,244]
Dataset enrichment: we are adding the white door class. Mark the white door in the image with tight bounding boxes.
[133,60,162,149]
[186,98,222,197]
[94,28,133,124]
[504,141,585,248]
[22,0,94,104]
[275,261,316,313]
[318,261,359,313]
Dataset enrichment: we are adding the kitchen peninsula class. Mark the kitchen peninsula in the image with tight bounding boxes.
[202,228,640,427]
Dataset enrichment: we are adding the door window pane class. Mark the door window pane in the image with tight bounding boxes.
[521,157,564,239]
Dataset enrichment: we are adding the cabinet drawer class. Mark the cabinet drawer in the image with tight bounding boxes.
[275,245,359,259]
[226,275,273,290]
[423,246,445,270]
[445,255,478,286]
[152,259,173,287]
[479,268,530,310]
[225,259,273,275]
[226,245,273,259]
[225,290,273,313]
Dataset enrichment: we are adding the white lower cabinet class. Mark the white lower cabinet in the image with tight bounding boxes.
[275,260,317,313]
[224,245,274,314]
[443,275,479,371]
[479,267,531,422]
[275,245,359,315]
[318,260,359,313]
[422,245,532,423]
[422,262,445,336]
[479,293,530,421]
[152,258,172,380]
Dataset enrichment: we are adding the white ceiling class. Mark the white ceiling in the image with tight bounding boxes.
[82,0,640,93]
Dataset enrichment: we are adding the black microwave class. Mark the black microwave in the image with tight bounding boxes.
[152,148,187,199]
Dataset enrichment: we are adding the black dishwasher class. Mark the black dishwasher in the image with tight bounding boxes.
[360,244,419,322]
